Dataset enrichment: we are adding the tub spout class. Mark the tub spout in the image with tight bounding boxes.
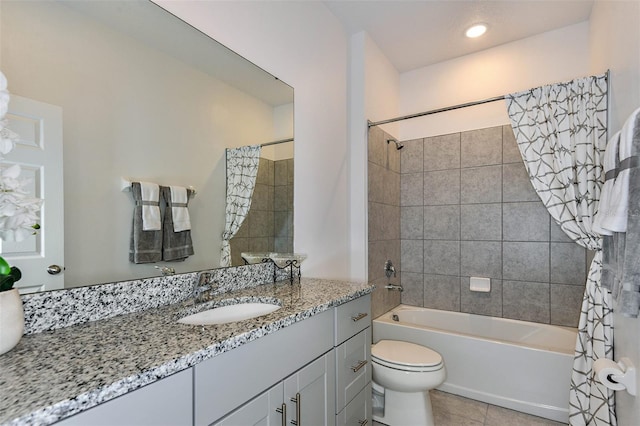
[385,284,404,292]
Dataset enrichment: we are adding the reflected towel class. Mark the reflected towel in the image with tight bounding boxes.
[170,186,191,232]
[140,182,161,231]
[129,182,163,264]
[161,186,194,261]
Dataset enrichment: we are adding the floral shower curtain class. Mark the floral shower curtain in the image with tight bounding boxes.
[505,74,614,425]
[220,145,261,267]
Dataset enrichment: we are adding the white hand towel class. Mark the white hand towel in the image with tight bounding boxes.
[593,131,621,236]
[601,107,640,233]
[170,185,191,232]
[140,182,161,231]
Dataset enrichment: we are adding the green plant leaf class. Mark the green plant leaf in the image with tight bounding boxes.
[0,257,10,276]
[0,275,15,292]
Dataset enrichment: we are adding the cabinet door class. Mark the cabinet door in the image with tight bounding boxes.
[55,369,192,426]
[336,328,371,412]
[214,382,284,426]
[284,352,336,426]
[336,383,371,426]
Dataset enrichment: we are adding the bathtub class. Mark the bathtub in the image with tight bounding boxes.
[373,305,577,423]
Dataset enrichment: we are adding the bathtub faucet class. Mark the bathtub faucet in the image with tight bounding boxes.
[385,284,404,292]
[384,260,396,278]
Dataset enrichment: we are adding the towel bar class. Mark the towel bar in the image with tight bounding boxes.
[120,177,196,198]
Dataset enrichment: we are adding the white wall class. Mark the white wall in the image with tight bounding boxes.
[589,1,640,423]
[348,32,400,281]
[156,1,351,279]
[397,22,591,140]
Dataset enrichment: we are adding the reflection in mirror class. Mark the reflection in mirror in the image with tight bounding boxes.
[228,140,294,266]
[0,0,293,292]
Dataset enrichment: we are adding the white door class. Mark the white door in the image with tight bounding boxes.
[1,95,64,293]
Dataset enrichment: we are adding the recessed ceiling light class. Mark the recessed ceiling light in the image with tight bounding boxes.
[465,24,488,38]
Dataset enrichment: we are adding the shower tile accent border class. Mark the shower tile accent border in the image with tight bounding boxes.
[21,262,274,335]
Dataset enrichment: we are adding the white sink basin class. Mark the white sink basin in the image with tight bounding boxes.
[177,302,281,325]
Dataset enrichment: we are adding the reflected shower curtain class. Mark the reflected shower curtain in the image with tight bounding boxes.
[220,145,261,267]
[505,74,615,426]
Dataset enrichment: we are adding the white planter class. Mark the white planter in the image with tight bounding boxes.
[0,288,24,355]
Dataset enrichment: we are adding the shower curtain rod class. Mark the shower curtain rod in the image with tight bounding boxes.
[368,95,505,128]
[261,137,294,147]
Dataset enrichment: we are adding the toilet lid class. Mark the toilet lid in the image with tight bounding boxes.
[372,340,443,368]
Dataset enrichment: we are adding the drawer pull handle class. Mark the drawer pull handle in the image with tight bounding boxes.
[276,403,287,426]
[351,312,368,322]
[359,420,368,426]
[290,392,301,425]
[351,360,368,373]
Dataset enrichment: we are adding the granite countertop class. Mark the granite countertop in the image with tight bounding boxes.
[0,278,373,425]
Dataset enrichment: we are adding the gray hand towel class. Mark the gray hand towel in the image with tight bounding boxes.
[161,186,194,261]
[129,182,163,263]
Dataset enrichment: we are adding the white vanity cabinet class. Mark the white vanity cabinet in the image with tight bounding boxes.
[54,368,192,426]
[215,352,335,426]
[334,295,372,426]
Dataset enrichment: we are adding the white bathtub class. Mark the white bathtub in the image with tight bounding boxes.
[373,305,577,423]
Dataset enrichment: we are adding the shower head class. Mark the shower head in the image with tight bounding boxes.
[387,139,404,150]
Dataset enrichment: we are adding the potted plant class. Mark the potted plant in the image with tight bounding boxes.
[0,70,42,354]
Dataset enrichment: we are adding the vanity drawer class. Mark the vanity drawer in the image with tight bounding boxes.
[336,382,372,426]
[336,327,371,413]
[335,294,371,346]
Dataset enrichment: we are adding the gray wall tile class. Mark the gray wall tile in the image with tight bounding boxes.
[503,202,550,242]
[249,237,270,252]
[286,158,294,184]
[550,242,587,285]
[401,172,424,206]
[275,160,287,185]
[368,126,386,166]
[401,272,424,306]
[425,169,460,205]
[424,274,460,311]
[461,203,502,241]
[368,202,384,241]
[402,239,424,273]
[368,162,384,203]
[503,281,550,323]
[461,241,502,279]
[388,142,401,173]
[503,242,549,282]
[424,205,460,240]
[461,126,502,168]
[502,125,521,164]
[274,186,287,210]
[383,168,401,206]
[461,165,501,204]
[424,240,460,275]
[401,206,423,240]
[461,277,503,317]
[551,284,584,327]
[503,163,539,202]
[382,204,400,241]
[401,138,424,173]
[550,220,574,242]
[424,133,460,171]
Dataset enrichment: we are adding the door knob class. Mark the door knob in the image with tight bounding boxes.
[47,265,63,275]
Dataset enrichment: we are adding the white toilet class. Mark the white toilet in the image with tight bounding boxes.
[371,340,446,426]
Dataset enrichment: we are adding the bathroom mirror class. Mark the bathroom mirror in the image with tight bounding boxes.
[0,0,294,291]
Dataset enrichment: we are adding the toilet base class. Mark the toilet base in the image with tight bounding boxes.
[372,385,435,426]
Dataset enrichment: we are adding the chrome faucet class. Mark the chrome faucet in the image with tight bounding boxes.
[192,272,216,304]
[385,284,404,292]
[155,265,176,276]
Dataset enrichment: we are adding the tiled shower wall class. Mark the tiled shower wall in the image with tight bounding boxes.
[399,125,589,327]
[368,126,402,319]
[230,157,294,266]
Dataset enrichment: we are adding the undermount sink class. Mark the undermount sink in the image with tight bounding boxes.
[177,302,281,325]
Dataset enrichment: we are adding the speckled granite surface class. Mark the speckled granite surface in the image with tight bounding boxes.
[1,278,372,425]
[21,263,274,335]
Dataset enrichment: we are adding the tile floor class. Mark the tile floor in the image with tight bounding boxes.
[373,390,566,426]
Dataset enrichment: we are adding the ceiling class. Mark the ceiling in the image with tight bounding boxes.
[324,0,594,73]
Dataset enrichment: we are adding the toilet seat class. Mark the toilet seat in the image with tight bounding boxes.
[372,340,443,372]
